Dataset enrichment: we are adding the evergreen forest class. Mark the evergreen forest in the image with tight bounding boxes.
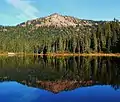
[0,19,120,54]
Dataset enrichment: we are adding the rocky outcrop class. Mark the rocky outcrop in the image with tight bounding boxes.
[18,13,98,27]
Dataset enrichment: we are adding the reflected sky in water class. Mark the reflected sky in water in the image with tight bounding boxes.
[0,82,120,102]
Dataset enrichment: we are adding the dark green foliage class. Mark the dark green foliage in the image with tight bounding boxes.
[0,19,120,53]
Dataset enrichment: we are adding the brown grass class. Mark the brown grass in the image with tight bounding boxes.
[1,52,120,57]
[42,53,120,57]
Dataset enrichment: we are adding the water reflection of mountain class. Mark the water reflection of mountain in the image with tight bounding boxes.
[0,56,120,93]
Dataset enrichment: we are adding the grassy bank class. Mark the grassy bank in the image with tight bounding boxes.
[39,53,120,57]
[1,52,120,57]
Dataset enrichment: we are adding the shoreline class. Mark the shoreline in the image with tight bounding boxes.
[1,53,120,57]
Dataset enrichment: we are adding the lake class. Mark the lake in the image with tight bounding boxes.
[0,55,120,102]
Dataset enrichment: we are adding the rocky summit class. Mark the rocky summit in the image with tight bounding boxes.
[18,13,97,27]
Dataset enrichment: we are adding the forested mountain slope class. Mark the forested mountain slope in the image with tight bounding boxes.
[0,13,120,54]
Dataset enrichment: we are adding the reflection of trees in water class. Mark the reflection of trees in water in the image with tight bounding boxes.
[0,56,120,90]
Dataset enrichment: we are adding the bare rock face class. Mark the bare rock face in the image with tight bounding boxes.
[43,13,78,27]
[18,13,95,27]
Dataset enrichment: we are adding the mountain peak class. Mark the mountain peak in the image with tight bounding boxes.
[18,13,95,27]
[50,13,61,17]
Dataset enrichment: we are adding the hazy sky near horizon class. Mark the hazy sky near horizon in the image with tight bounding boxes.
[0,0,120,25]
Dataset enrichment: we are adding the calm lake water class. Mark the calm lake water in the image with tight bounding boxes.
[0,56,120,102]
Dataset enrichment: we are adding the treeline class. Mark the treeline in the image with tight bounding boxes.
[0,19,120,53]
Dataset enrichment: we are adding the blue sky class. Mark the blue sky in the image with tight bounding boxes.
[0,0,120,26]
